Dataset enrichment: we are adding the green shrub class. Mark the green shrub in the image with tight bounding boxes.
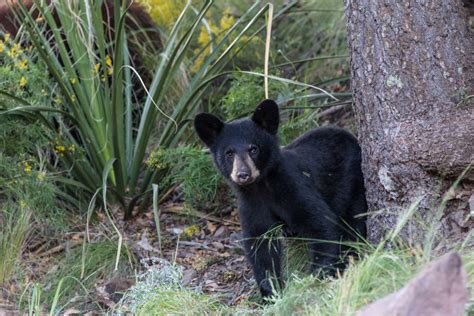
[221,71,291,120]
[147,146,227,211]
[0,34,54,157]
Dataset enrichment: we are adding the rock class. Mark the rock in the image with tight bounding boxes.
[212,241,225,250]
[182,268,197,285]
[357,252,468,316]
[214,226,228,238]
[102,278,135,303]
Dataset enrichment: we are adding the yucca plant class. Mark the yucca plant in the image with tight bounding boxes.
[1,0,281,219]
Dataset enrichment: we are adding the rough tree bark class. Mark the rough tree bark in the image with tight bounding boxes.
[344,0,474,242]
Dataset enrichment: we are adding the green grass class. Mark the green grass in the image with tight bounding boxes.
[135,287,222,315]
[261,241,474,315]
[0,204,31,284]
[117,258,224,314]
[31,239,134,312]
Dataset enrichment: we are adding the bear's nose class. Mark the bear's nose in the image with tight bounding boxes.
[237,171,250,182]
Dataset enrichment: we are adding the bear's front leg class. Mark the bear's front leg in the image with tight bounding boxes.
[300,199,346,277]
[309,240,344,277]
[242,229,282,298]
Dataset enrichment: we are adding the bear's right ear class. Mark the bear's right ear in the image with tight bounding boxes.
[194,113,224,147]
[252,99,279,134]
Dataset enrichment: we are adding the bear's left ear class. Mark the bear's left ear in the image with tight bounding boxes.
[194,113,224,148]
[252,99,279,135]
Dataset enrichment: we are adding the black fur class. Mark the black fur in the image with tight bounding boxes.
[194,99,367,297]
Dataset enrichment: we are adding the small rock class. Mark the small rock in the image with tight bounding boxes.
[104,278,135,303]
[168,227,183,235]
[204,280,219,290]
[357,252,468,316]
[214,226,228,238]
[212,241,225,250]
[182,269,197,285]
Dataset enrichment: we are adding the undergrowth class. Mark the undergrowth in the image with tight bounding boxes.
[31,239,134,312]
[117,258,222,315]
[147,146,227,211]
[109,200,474,315]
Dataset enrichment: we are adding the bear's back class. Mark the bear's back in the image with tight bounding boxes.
[282,126,364,217]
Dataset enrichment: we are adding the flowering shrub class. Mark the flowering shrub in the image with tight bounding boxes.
[0,34,50,102]
[137,0,186,30]
[138,2,261,72]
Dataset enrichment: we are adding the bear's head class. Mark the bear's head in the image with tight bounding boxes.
[194,99,281,186]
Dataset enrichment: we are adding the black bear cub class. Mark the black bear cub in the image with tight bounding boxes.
[194,99,367,297]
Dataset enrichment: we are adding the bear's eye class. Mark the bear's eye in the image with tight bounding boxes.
[225,150,234,158]
[249,145,259,155]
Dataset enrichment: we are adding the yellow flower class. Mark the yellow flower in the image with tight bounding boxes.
[181,224,201,239]
[55,145,65,153]
[68,144,76,152]
[23,161,32,174]
[37,171,46,181]
[138,0,185,30]
[16,59,28,70]
[105,55,112,67]
[19,76,27,87]
[0,41,5,53]
[7,43,22,58]
[198,26,211,47]
[146,147,167,170]
[4,33,11,42]
[70,77,76,85]
[94,63,100,73]
[219,10,235,31]
[105,55,113,75]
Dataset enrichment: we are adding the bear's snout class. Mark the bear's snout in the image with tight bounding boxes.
[230,153,260,185]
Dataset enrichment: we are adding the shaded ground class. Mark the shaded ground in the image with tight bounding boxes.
[122,201,256,306]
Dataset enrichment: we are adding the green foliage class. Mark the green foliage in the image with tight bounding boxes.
[221,71,291,120]
[0,35,53,156]
[0,35,65,227]
[0,1,277,219]
[39,239,133,310]
[24,278,65,316]
[118,258,222,315]
[147,146,226,210]
[261,196,474,315]
[0,204,31,284]
[0,34,53,104]
[262,243,474,315]
[271,0,349,83]
[278,109,320,145]
[0,153,66,227]
[137,288,221,315]
[221,72,321,145]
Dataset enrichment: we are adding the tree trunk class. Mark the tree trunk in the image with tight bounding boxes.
[344,0,474,243]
